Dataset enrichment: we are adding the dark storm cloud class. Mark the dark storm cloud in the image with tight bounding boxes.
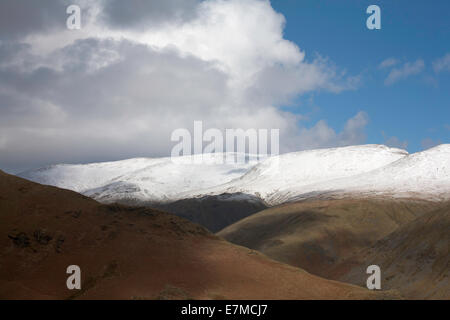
[100,0,201,29]
[0,0,72,40]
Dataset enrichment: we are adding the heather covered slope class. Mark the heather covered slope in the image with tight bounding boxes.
[0,170,387,300]
[218,198,442,279]
[333,205,450,300]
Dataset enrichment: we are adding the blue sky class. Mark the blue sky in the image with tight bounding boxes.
[271,0,450,152]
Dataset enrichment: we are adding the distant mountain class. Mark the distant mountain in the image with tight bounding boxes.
[19,153,258,202]
[18,153,263,232]
[190,144,410,204]
[18,144,450,231]
[285,144,450,202]
[0,170,390,300]
[20,144,415,203]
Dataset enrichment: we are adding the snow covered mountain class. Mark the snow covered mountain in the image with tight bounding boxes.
[17,144,450,206]
[284,144,450,202]
[187,144,408,204]
[19,153,258,203]
[19,157,165,194]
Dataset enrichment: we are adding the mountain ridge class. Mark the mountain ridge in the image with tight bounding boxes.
[18,144,424,206]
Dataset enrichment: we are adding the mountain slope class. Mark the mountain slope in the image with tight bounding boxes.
[218,198,442,279]
[19,145,450,206]
[19,153,257,202]
[188,145,409,204]
[0,170,389,300]
[333,204,450,299]
[19,145,408,205]
[286,144,450,202]
[153,193,267,232]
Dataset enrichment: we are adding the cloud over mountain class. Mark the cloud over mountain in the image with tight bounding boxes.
[0,0,364,172]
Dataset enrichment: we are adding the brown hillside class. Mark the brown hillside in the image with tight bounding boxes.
[0,170,389,300]
[333,205,449,299]
[218,199,441,279]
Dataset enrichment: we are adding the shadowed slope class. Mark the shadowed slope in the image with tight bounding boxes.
[0,170,388,300]
[218,199,441,279]
[332,205,449,299]
[153,193,267,232]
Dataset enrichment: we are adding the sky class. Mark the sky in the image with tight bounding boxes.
[271,0,450,152]
[0,0,449,173]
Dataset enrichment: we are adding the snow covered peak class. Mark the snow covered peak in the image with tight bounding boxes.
[83,153,260,203]
[185,144,408,202]
[18,153,259,203]
[16,144,450,205]
[238,144,407,183]
[18,157,166,193]
[283,144,450,202]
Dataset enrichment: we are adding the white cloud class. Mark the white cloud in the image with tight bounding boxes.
[384,59,425,85]
[379,58,398,69]
[0,0,365,172]
[291,111,369,151]
[433,53,450,73]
